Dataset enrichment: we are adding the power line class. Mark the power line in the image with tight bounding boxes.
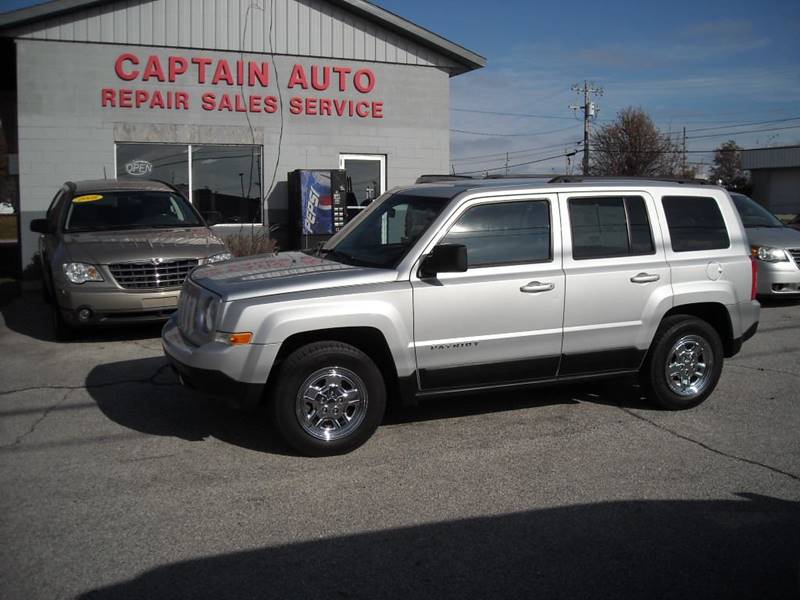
[456,151,578,175]
[686,123,800,140]
[451,107,580,121]
[660,116,800,136]
[450,124,581,137]
[451,140,583,163]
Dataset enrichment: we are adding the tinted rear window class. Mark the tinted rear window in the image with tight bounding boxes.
[662,196,729,252]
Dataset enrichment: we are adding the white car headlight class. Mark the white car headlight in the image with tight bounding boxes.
[751,246,789,263]
[206,252,233,264]
[195,294,221,335]
[63,262,104,284]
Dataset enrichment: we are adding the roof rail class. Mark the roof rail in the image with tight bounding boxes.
[415,174,476,184]
[548,175,710,185]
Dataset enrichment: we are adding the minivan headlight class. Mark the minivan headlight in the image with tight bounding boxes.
[751,246,788,262]
[63,262,104,284]
[206,252,233,264]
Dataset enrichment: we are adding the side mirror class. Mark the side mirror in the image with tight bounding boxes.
[420,244,468,278]
[30,219,53,234]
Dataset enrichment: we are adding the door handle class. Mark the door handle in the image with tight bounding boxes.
[520,281,555,293]
[630,272,660,284]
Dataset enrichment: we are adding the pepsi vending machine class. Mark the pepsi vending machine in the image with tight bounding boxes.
[288,169,348,250]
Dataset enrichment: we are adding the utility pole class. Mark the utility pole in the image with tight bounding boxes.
[505,152,509,176]
[682,126,687,176]
[570,81,603,175]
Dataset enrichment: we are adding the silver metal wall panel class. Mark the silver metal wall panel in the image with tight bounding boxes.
[741,146,800,170]
[9,0,458,70]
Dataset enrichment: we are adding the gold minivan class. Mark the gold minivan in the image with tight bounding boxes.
[30,179,231,339]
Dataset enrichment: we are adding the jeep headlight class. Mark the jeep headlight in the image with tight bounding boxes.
[206,252,233,264]
[751,246,788,262]
[63,262,104,284]
[195,294,221,335]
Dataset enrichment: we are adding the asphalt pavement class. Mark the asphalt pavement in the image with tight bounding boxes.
[1,286,799,599]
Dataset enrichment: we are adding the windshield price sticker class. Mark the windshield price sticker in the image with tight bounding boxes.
[72,194,104,203]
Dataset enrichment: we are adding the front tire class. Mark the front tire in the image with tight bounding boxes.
[272,342,386,456]
[642,316,723,410]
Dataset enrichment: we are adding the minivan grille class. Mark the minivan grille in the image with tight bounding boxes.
[109,259,198,290]
[789,248,800,269]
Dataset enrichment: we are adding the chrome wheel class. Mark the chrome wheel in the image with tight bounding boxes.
[665,334,713,397]
[295,367,369,441]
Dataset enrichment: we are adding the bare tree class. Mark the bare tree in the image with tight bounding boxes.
[591,107,683,177]
[709,140,749,192]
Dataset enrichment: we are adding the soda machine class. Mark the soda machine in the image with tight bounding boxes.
[287,169,348,250]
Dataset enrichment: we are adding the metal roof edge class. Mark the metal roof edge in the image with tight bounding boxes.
[0,0,486,75]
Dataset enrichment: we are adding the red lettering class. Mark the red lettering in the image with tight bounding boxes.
[101,88,116,107]
[176,91,190,109]
[305,97,318,115]
[115,53,139,81]
[191,57,213,83]
[264,96,278,113]
[218,94,233,111]
[372,101,384,118]
[319,98,332,116]
[333,98,347,116]
[168,56,188,82]
[310,65,329,91]
[289,97,303,114]
[249,95,262,112]
[236,60,244,86]
[201,92,216,111]
[212,60,234,85]
[332,66,352,91]
[235,94,247,112]
[149,90,165,109]
[355,101,369,118]
[118,89,133,108]
[288,65,308,89]
[142,55,165,82]
[353,69,375,94]
[134,89,149,108]
[248,62,269,87]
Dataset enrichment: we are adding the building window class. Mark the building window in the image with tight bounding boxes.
[116,143,262,225]
[339,154,386,206]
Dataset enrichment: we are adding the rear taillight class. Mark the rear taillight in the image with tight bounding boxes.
[750,256,758,300]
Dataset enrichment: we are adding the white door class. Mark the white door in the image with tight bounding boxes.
[339,154,386,206]
[558,191,671,375]
[411,195,565,391]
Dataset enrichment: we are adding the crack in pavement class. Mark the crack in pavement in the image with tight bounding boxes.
[0,364,179,397]
[618,406,800,483]
[1,389,73,449]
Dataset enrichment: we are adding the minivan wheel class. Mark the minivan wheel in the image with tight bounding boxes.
[642,316,723,410]
[272,342,386,456]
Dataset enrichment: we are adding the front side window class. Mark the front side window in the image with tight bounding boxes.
[662,196,730,252]
[322,193,450,268]
[442,200,551,267]
[569,196,654,259]
[64,191,202,232]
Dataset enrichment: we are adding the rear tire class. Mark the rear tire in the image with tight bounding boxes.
[272,341,386,456]
[642,316,723,410]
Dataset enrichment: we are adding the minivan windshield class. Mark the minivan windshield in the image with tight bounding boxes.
[317,193,451,268]
[731,193,784,228]
[64,191,203,232]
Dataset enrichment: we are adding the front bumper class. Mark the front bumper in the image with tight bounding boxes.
[162,317,280,409]
[756,259,800,296]
[55,283,181,325]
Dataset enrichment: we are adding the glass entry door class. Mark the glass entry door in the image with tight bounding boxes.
[339,154,386,207]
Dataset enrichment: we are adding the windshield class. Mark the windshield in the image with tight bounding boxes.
[319,193,451,268]
[731,194,784,228]
[65,191,203,232]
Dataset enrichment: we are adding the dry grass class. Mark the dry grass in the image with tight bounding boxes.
[222,227,278,257]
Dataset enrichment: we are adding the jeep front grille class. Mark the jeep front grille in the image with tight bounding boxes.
[109,259,198,290]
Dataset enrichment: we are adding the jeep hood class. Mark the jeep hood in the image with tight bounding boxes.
[191,252,397,300]
[63,227,227,264]
[744,226,800,249]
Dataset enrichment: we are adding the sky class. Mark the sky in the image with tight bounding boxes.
[2,0,799,175]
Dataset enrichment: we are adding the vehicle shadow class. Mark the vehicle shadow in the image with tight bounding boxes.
[0,286,165,343]
[86,357,655,457]
[76,493,800,600]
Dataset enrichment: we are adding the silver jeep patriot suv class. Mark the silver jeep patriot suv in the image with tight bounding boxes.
[163,177,760,456]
